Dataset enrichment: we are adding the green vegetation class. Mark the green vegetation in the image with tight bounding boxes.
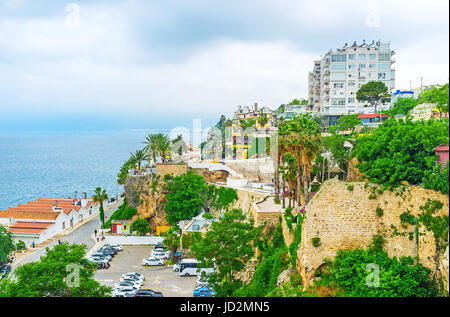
[356,81,391,114]
[0,226,14,264]
[192,209,261,297]
[131,217,150,236]
[289,214,305,267]
[418,199,448,245]
[162,225,181,258]
[207,185,239,212]
[0,243,111,297]
[418,83,449,116]
[346,184,354,191]
[181,232,202,252]
[164,170,209,225]
[92,187,108,228]
[315,239,438,297]
[385,97,418,116]
[375,207,384,217]
[329,114,361,134]
[423,162,449,194]
[355,117,449,187]
[103,197,137,229]
[15,240,26,251]
[312,237,321,247]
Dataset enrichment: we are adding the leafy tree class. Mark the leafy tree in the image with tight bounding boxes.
[0,226,14,264]
[418,83,449,116]
[164,170,208,225]
[422,162,449,194]
[207,186,239,212]
[92,187,108,227]
[131,217,150,236]
[162,225,181,259]
[192,208,261,297]
[356,81,391,114]
[239,118,256,131]
[323,134,353,174]
[355,118,449,186]
[290,99,301,105]
[129,149,148,172]
[386,97,418,116]
[0,243,111,297]
[333,114,361,133]
[316,244,438,297]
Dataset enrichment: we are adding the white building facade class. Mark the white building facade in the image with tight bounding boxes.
[309,41,396,115]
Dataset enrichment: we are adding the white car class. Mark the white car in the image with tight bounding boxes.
[151,249,171,259]
[120,277,144,286]
[112,287,137,297]
[113,282,140,290]
[121,272,145,281]
[109,244,123,251]
[142,257,165,266]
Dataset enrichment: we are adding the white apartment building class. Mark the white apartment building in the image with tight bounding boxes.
[309,40,396,115]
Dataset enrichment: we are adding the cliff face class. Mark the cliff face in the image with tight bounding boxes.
[124,174,169,231]
[297,179,449,291]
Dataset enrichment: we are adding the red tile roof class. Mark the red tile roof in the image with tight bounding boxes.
[357,113,392,119]
[8,221,54,235]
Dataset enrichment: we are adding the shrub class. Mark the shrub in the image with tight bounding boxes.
[274,198,281,204]
[375,207,384,217]
[346,184,354,191]
[312,237,321,247]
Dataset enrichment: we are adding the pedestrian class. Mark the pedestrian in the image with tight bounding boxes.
[94,229,97,237]
[58,239,61,244]
[32,241,35,248]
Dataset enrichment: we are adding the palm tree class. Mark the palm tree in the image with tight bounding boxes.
[131,149,148,172]
[155,133,171,163]
[257,110,269,128]
[143,134,159,166]
[162,225,180,260]
[93,187,108,227]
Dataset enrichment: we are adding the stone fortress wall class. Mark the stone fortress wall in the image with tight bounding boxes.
[297,179,449,290]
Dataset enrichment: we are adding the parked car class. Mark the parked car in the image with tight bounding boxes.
[112,287,137,297]
[91,253,112,261]
[151,249,171,258]
[154,243,166,250]
[151,252,170,260]
[120,277,144,286]
[193,287,216,297]
[88,257,110,269]
[113,282,140,290]
[0,264,11,279]
[121,272,145,281]
[133,289,163,297]
[142,257,165,266]
[109,244,123,251]
[100,246,117,255]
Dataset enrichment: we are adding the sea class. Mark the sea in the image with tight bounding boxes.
[0,130,155,210]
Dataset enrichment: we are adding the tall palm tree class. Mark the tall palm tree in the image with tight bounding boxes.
[155,133,171,163]
[130,149,148,172]
[143,134,159,166]
[93,187,108,227]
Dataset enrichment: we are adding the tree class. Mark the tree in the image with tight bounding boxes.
[93,187,108,227]
[333,114,361,133]
[386,97,418,116]
[131,218,150,236]
[355,117,449,186]
[143,133,160,166]
[162,225,181,259]
[257,110,269,127]
[290,99,301,105]
[129,149,148,172]
[0,226,14,264]
[192,208,261,297]
[155,133,172,163]
[0,242,111,297]
[418,83,449,117]
[164,170,208,225]
[356,81,391,114]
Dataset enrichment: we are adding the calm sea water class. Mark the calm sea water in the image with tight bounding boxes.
[0,130,152,210]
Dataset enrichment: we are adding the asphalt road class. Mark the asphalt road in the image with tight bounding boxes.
[12,200,121,270]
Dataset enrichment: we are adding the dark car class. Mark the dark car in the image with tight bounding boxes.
[133,289,163,297]
[0,264,11,279]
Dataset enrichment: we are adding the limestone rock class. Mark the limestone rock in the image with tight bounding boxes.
[440,246,449,295]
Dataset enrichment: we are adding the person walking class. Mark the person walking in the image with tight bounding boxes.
[94,229,97,237]
[32,241,35,248]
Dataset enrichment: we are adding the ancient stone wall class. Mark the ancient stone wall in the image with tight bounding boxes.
[297,179,449,288]
[156,162,187,177]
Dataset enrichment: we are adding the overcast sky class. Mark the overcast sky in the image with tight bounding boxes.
[0,0,448,132]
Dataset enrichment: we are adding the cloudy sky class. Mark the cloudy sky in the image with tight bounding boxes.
[0,0,448,132]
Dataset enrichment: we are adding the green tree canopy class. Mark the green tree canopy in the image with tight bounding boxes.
[0,243,111,297]
[192,208,262,297]
[385,97,418,116]
[356,81,391,114]
[355,117,449,186]
[0,226,14,264]
[131,217,150,236]
[418,83,449,114]
[164,170,209,225]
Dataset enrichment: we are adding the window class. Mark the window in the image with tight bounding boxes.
[348,98,355,103]
[348,54,355,60]
[379,63,390,70]
[331,54,346,62]
[359,63,366,69]
[348,81,355,87]
[331,64,346,71]
[378,72,386,79]
[359,54,366,59]
[369,53,376,60]
[348,64,355,69]
[379,53,390,61]
[331,98,345,106]
[333,82,344,88]
[369,63,376,68]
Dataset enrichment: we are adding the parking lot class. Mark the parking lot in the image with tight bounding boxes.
[94,245,197,297]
